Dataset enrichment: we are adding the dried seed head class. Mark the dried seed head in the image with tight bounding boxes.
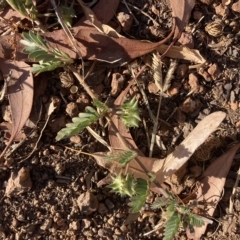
[205,20,224,37]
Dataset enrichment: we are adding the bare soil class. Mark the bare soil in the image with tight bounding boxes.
[1,0,240,239]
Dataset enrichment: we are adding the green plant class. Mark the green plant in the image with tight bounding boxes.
[56,98,140,141]
[151,194,205,240]
[20,31,73,74]
[7,0,38,20]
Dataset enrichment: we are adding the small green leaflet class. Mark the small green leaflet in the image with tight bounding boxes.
[163,212,181,240]
[20,31,72,74]
[56,106,100,141]
[104,150,137,166]
[7,0,29,18]
[129,178,149,213]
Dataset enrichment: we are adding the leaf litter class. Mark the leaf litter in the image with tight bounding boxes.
[0,0,239,239]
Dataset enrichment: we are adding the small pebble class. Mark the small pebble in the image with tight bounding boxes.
[69,221,80,230]
[207,63,221,80]
[105,199,115,210]
[66,102,79,117]
[98,203,109,215]
[117,12,133,32]
[232,0,240,13]
[215,3,229,17]
[81,219,91,229]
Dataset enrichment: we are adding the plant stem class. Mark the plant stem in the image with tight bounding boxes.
[68,64,97,100]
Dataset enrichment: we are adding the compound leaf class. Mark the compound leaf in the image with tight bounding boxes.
[164,212,180,240]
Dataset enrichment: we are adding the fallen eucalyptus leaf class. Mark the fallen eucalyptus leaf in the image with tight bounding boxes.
[0,60,33,160]
[186,143,240,240]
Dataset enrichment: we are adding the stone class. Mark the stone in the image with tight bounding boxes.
[5,167,32,197]
[111,73,125,97]
[188,73,204,93]
[176,64,188,78]
[117,12,133,32]
[177,32,194,48]
[148,82,159,94]
[77,192,99,215]
[207,63,221,80]
[98,203,109,215]
[232,0,240,13]
[104,199,115,210]
[179,97,202,113]
[65,102,79,117]
[81,219,91,229]
[215,4,229,17]
[69,221,80,230]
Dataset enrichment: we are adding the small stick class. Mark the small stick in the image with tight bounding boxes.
[122,0,139,25]
[0,71,11,102]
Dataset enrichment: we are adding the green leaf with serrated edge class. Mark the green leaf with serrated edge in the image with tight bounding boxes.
[189,213,204,227]
[129,193,147,213]
[135,178,149,196]
[152,196,170,209]
[165,202,177,218]
[163,212,180,240]
[120,98,140,128]
[104,150,137,166]
[93,99,108,112]
[129,178,149,213]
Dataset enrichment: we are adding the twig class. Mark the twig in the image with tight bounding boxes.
[50,0,84,75]
[68,64,97,100]
[229,166,240,214]
[126,2,159,27]
[122,0,139,25]
[0,71,11,102]
[149,94,162,157]
[86,126,112,151]
[19,101,55,163]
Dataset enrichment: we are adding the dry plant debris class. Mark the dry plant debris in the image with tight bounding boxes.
[0,0,240,239]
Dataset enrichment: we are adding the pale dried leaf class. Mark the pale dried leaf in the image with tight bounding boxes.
[157,44,206,64]
[0,60,33,160]
[186,143,240,240]
[152,112,226,184]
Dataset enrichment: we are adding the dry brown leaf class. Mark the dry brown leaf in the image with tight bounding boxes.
[0,122,26,141]
[170,0,196,40]
[0,0,201,66]
[158,44,206,64]
[75,0,120,26]
[78,0,123,38]
[152,112,226,184]
[0,60,33,160]
[186,143,240,240]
